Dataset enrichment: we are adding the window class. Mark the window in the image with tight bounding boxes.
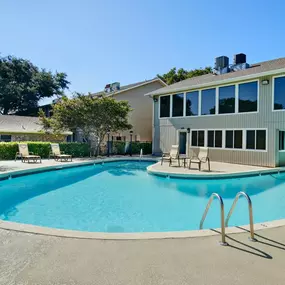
[0,134,11,142]
[234,130,243,149]
[274,76,285,110]
[246,130,266,150]
[185,91,198,116]
[218,85,235,114]
[238,81,258,113]
[172,93,184,117]
[160,95,170,117]
[201,88,216,115]
[191,130,204,147]
[207,130,222,148]
[279,131,285,151]
[225,130,242,149]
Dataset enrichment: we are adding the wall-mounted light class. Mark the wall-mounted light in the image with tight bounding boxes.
[187,128,190,133]
[153,97,158,102]
[262,79,269,85]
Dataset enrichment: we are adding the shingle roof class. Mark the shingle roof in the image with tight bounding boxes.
[146,57,285,96]
[91,77,166,96]
[0,115,71,135]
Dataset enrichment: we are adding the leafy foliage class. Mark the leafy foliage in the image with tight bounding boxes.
[158,67,212,85]
[111,141,152,155]
[0,142,89,160]
[40,94,133,155]
[0,55,69,115]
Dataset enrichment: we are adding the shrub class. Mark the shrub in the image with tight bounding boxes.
[111,141,152,155]
[0,142,90,160]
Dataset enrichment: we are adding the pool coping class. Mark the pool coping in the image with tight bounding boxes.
[147,162,285,179]
[1,157,285,240]
[1,219,285,240]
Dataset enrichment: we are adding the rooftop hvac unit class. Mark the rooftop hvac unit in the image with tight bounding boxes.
[234,53,246,65]
[214,56,229,70]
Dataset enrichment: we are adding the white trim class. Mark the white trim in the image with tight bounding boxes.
[272,74,285,112]
[190,128,268,152]
[147,67,285,97]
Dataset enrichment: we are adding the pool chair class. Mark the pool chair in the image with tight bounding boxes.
[15,143,42,163]
[161,145,180,166]
[189,147,210,171]
[50,143,72,162]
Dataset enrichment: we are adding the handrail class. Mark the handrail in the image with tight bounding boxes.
[225,191,257,242]
[200,193,228,246]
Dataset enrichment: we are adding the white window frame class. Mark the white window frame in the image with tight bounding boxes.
[158,79,259,119]
[190,129,205,147]
[171,92,185,118]
[189,128,267,152]
[225,129,243,150]
[159,94,171,118]
[207,130,223,148]
[272,74,285,112]
[278,130,285,152]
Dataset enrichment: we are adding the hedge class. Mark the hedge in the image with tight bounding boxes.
[111,141,152,155]
[0,142,90,160]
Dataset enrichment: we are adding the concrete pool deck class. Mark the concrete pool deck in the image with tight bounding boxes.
[1,226,285,285]
[147,160,281,178]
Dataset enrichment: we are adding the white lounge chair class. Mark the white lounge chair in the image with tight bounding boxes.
[161,145,180,166]
[189,147,210,171]
[50,143,72,162]
[15,143,42,163]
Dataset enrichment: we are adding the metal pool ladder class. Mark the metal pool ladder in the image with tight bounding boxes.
[225,191,257,242]
[200,193,228,246]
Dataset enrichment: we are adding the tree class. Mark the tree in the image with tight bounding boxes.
[39,94,132,155]
[158,66,212,85]
[0,55,69,115]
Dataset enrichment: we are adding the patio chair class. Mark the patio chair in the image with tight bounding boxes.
[15,143,42,163]
[189,147,210,171]
[50,143,72,162]
[161,145,180,166]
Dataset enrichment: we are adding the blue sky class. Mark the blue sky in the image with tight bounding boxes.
[1,0,285,104]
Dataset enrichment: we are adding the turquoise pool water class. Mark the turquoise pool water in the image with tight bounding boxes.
[0,160,284,233]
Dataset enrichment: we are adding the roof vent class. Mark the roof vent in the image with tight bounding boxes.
[214,56,229,75]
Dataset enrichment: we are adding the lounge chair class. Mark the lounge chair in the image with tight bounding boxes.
[189,147,210,171]
[15,143,42,163]
[50,143,72,162]
[161,145,180,166]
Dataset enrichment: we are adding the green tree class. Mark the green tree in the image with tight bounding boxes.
[158,66,212,85]
[0,55,69,115]
[39,94,132,155]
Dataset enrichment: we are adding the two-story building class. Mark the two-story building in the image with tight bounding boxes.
[92,78,167,142]
[146,54,285,167]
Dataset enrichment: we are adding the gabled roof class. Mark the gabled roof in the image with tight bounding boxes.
[0,115,72,135]
[146,57,285,97]
[91,77,167,97]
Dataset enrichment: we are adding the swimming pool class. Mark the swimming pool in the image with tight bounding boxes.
[0,160,284,233]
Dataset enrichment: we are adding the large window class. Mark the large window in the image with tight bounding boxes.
[160,95,170,118]
[172,93,184,117]
[185,91,198,116]
[0,134,11,142]
[201,88,216,115]
[191,130,205,147]
[207,130,222,148]
[246,130,266,150]
[274,76,285,110]
[219,85,235,114]
[238,81,258,113]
